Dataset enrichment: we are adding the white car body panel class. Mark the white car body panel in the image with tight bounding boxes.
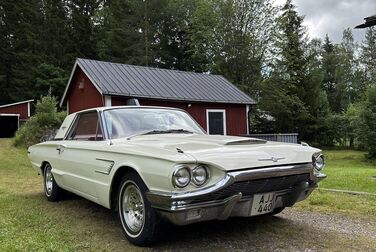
[28,106,322,210]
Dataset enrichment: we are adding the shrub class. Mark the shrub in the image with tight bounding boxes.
[14,94,66,147]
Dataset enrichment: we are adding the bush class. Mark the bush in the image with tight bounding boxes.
[14,94,66,147]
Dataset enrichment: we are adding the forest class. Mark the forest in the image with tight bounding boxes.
[1,0,376,154]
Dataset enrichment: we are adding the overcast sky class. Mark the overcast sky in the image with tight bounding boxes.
[274,0,376,43]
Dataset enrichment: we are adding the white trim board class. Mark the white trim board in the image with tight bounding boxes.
[0,99,34,109]
[206,109,227,135]
[246,105,250,135]
[104,95,112,107]
[0,113,20,116]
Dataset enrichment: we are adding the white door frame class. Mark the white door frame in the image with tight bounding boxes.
[206,109,226,135]
[0,113,20,130]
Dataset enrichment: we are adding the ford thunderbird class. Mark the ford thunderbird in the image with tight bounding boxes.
[28,106,326,245]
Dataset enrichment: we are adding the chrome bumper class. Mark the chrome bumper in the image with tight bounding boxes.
[146,163,326,225]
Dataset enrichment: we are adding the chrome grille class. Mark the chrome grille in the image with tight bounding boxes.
[192,173,310,203]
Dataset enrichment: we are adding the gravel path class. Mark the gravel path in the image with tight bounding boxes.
[279,208,376,240]
[150,208,376,251]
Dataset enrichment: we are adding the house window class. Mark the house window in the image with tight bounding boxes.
[206,109,226,135]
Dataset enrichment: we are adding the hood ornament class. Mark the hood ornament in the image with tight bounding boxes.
[258,157,285,163]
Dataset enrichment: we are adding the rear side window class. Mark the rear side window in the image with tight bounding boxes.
[67,112,103,141]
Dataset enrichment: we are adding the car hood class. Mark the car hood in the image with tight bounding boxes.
[112,134,320,171]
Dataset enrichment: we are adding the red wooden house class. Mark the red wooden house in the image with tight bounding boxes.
[60,59,256,136]
[0,99,33,137]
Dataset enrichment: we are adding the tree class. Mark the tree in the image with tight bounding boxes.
[260,0,311,135]
[357,85,376,158]
[4,0,44,102]
[35,63,68,99]
[336,28,364,108]
[321,35,341,112]
[189,0,277,96]
[96,0,175,66]
[38,0,73,68]
[360,27,376,83]
[67,0,100,60]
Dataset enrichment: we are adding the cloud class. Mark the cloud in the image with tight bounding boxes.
[274,0,376,43]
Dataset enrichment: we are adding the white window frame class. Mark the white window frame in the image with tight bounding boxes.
[206,109,227,135]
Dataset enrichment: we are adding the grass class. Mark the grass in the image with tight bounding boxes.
[0,139,375,251]
[318,150,376,193]
[296,190,376,217]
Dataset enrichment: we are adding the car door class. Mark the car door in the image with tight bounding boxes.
[56,110,105,200]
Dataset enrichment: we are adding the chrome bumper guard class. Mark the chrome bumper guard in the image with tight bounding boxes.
[146,163,326,225]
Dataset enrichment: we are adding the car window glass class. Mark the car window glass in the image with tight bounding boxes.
[67,112,103,141]
[104,108,204,139]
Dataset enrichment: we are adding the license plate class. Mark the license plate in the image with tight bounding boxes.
[250,192,275,216]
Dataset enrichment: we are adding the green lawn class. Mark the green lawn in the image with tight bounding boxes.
[319,150,376,193]
[0,139,375,251]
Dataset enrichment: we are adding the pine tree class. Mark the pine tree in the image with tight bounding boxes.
[6,0,44,101]
[96,0,173,67]
[68,0,100,60]
[263,0,310,133]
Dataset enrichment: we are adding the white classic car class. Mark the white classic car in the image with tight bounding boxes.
[28,106,326,245]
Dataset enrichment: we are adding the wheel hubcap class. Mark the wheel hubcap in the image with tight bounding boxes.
[45,166,53,196]
[122,183,145,234]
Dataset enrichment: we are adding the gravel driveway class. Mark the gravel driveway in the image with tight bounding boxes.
[148,208,376,252]
[280,208,376,240]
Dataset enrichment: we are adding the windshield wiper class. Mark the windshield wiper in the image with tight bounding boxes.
[143,129,194,135]
[127,129,194,140]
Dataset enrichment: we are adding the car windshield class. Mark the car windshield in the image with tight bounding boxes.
[103,108,205,139]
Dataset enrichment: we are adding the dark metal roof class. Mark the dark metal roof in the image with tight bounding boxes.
[355,15,376,28]
[61,58,256,105]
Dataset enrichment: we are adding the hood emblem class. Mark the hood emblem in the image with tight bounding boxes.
[258,157,285,163]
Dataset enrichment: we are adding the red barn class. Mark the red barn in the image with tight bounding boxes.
[60,59,256,136]
[0,99,33,137]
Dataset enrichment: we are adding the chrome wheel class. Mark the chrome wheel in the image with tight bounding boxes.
[121,182,145,235]
[117,173,163,245]
[45,165,54,196]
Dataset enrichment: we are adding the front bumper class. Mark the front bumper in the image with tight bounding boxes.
[146,163,326,225]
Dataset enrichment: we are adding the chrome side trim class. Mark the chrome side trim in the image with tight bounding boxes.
[229,163,313,182]
[95,158,115,175]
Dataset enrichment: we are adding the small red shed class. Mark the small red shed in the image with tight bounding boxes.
[0,99,34,137]
[60,59,256,136]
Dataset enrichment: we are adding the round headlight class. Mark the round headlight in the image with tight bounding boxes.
[172,166,191,188]
[313,154,325,171]
[192,165,209,186]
